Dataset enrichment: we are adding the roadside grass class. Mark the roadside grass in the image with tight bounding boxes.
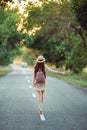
[0,66,12,76]
[47,71,87,88]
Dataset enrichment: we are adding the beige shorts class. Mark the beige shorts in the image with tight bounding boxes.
[34,84,46,91]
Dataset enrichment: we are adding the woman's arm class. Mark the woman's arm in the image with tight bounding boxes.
[45,64,66,75]
[33,70,36,87]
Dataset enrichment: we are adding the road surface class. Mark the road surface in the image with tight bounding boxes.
[0,64,87,130]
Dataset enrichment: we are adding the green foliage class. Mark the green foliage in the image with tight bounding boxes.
[0,7,22,65]
[26,0,74,67]
[20,47,35,66]
[23,54,35,66]
[23,33,34,48]
[70,43,87,73]
[27,1,58,28]
[71,0,87,30]
[8,0,87,72]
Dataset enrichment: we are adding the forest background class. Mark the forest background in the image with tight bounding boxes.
[0,0,87,87]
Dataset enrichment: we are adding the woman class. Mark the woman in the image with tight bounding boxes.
[33,55,46,114]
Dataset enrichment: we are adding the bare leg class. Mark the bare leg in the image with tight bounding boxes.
[38,90,44,104]
[37,90,45,114]
[41,90,45,103]
[37,91,41,104]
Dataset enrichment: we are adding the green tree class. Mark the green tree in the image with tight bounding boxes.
[71,0,87,48]
[71,0,87,30]
[25,0,87,72]
[25,0,73,66]
[0,7,22,65]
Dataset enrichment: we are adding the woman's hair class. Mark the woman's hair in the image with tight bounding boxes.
[34,62,46,78]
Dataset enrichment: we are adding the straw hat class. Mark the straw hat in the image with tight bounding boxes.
[36,55,45,63]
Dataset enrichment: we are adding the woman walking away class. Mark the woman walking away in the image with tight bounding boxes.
[33,55,46,114]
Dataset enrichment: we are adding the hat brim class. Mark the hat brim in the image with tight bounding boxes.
[36,58,45,63]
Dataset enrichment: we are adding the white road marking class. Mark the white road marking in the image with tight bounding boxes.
[40,114,46,121]
[29,85,32,88]
[32,93,36,98]
[28,80,30,83]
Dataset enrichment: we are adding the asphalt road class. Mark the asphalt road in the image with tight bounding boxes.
[0,64,87,130]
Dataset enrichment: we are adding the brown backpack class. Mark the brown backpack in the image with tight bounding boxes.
[36,69,45,83]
